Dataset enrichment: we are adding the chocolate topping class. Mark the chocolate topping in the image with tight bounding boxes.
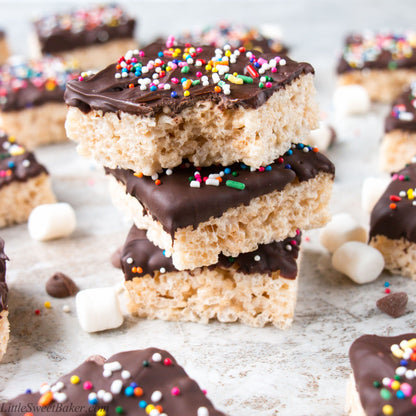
[0,56,79,112]
[106,145,335,235]
[33,5,136,54]
[385,85,416,133]
[121,226,301,280]
[370,163,416,242]
[350,333,416,416]
[0,133,48,190]
[2,347,227,416]
[376,292,408,318]
[0,238,8,314]
[64,40,313,116]
[337,32,416,74]
[45,272,78,298]
[111,247,123,269]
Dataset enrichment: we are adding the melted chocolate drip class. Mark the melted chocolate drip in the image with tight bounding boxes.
[106,146,335,235]
[385,87,416,133]
[0,238,8,314]
[64,41,313,116]
[2,348,227,416]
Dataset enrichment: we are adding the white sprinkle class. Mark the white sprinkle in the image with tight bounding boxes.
[198,407,209,416]
[396,366,407,376]
[115,73,121,79]
[303,147,310,152]
[104,361,122,372]
[102,369,112,378]
[2,142,10,149]
[190,180,200,188]
[97,390,106,399]
[53,392,67,403]
[164,84,171,90]
[62,305,70,313]
[250,167,256,172]
[391,344,400,351]
[153,80,160,86]
[121,370,131,379]
[39,384,50,394]
[126,257,133,264]
[152,73,159,79]
[279,59,287,66]
[88,392,97,401]
[269,59,277,68]
[260,76,267,83]
[234,50,240,56]
[230,56,237,64]
[166,169,173,175]
[152,352,162,362]
[382,377,391,386]
[219,171,224,177]
[121,72,128,78]
[110,379,123,394]
[212,73,220,84]
[151,390,163,402]
[215,48,223,56]
[151,173,159,180]
[259,68,266,74]
[262,63,270,71]
[406,369,415,379]
[201,75,208,82]
[51,381,64,392]
[399,111,414,121]
[140,85,147,91]
[159,267,166,273]
[206,178,220,186]
[149,410,161,416]
[22,159,30,167]
[412,156,416,163]
[187,58,194,64]
[223,44,231,50]
[125,50,133,60]
[102,392,113,403]
[254,255,261,261]
[120,61,127,68]
[285,244,292,251]
[202,81,209,87]
[195,60,202,67]
[142,67,149,74]
[413,201,416,206]
[246,51,253,58]
[399,191,407,197]
[208,173,220,179]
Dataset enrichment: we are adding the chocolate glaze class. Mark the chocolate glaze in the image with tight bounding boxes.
[64,40,313,116]
[370,163,416,242]
[106,145,335,235]
[0,238,8,314]
[337,32,416,74]
[45,272,78,298]
[385,86,416,133]
[121,226,301,280]
[34,5,136,54]
[0,133,48,190]
[350,333,416,416]
[1,347,227,416]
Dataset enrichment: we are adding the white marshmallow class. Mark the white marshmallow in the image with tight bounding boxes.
[28,203,76,241]
[333,85,370,115]
[306,122,334,151]
[76,287,123,332]
[332,241,384,284]
[320,213,367,253]
[361,177,391,214]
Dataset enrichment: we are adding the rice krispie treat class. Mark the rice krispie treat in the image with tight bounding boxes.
[65,39,319,176]
[370,163,416,278]
[106,144,334,270]
[0,237,9,361]
[121,226,301,328]
[0,132,56,227]
[1,347,227,415]
[0,30,9,65]
[346,333,416,416]
[337,32,416,102]
[0,56,79,148]
[31,4,137,71]
[380,82,416,171]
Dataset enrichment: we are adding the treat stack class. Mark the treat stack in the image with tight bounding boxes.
[65,37,335,328]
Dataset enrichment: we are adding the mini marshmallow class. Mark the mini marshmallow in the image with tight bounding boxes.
[306,122,335,151]
[320,213,367,253]
[361,176,391,214]
[28,203,76,241]
[76,287,123,332]
[333,85,370,116]
[332,241,384,284]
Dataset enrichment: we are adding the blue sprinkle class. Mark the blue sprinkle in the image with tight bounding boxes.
[122,68,128,73]
[163,250,167,257]
[171,91,178,98]
[135,71,142,77]
[265,166,272,171]
[25,389,32,394]
[384,281,390,287]
[139,401,147,408]
[158,51,164,57]
[7,161,14,169]
[287,149,293,156]
[181,77,187,83]
[297,143,305,149]
[125,386,134,396]
[250,57,255,63]
[285,164,292,169]
[254,62,261,68]
[130,382,138,388]
[400,359,408,366]
[240,163,248,170]
[150,85,157,92]
[89,397,98,405]
[224,168,231,174]
[172,59,179,64]
[396,390,405,399]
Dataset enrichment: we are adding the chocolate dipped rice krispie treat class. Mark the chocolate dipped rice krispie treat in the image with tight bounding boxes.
[1,347,227,415]
[107,144,334,270]
[65,39,319,176]
[0,56,79,148]
[0,238,9,361]
[370,162,416,278]
[346,334,416,416]
[120,226,301,328]
[0,132,56,227]
[31,4,137,71]
[380,82,416,171]
[337,32,416,102]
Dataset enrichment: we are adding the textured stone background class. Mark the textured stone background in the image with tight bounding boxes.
[0,1,415,415]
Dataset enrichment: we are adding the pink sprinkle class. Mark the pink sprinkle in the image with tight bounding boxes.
[147,63,154,70]
[78,76,84,81]
[0,171,5,177]
[171,78,179,84]
[131,57,137,63]
[259,167,265,172]
[196,71,202,78]
[412,395,416,405]
[258,58,267,65]
[304,236,310,242]
[83,381,93,390]
[202,389,207,395]
[171,387,180,396]
[203,176,208,182]
[196,47,203,53]
[265,82,272,88]
[158,83,165,89]
[138,51,145,57]
[178,62,187,68]
[399,175,405,181]
[291,240,297,246]
[170,63,178,70]
[271,67,277,73]
[392,174,398,180]
[275,56,281,62]
[296,229,301,235]
[196,177,202,183]
[401,383,412,397]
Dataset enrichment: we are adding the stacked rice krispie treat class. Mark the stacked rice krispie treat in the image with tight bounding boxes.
[65,37,335,328]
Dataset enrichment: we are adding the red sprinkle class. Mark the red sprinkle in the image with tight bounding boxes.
[164,358,172,366]
[246,64,259,78]
[34,309,41,315]
[390,203,397,210]
[385,288,391,294]
[390,195,401,202]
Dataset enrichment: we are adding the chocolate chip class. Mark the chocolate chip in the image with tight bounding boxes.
[376,292,408,318]
[46,272,78,298]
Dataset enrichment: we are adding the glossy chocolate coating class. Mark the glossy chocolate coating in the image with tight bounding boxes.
[385,87,416,133]
[1,348,227,416]
[0,238,8,314]
[121,226,301,280]
[106,146,335,235]
[350,334,416,416]
[0,133,48,190]
[45,272,78,298]
[33,5,136,54]
[64,40,313,116]
[370,164,416,242]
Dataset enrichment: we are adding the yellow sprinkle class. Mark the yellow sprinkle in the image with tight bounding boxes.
[382,404,394,415]
[9,147,25,156]
[225,50,232,57]
[166,66,172,72]
[145,404,155,414]
[70,375,80,384]
[391,380,400,390]
[205,64,212,71]
[183,90,190,97]
[392,349,404,359]
[228,75,243,85]
[45,80,56,91]
[407,188,414,200]
[44,301,51,309]
[9,136,15,143]
[172,53,178,58]
[182,53,187,60]
[175,48,181,54]
[96,410,106,416]
[233,72,238,76]
[407,338,416,348]
[212,68,218,73]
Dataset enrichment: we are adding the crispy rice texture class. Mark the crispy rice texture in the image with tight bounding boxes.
[31,35,138,71]
[0,173,56,228]
[0,310,9,362]
[109,172,333,270]
[338,69,416,103]
[66,73,319,176]
[0,102,68,149]
[345,374,366,416]
[125,260,299,329]
[370,235,416,279]
[0,38,9,66]
[380,130,416,172]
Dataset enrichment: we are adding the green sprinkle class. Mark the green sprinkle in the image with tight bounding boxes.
[388,61,398,70]
[226,180,245,190]
[116,407,124,414]
[142,360,149,367]
[181,66,190,73]
[232,171,238,177]
[259,82,264,89]
[380,388,391,400]
[218,80,226,87]
[224,73,230,80]
[228,257,235,263]
[237,75,253,84]
[405,175,410,181]
[373,381,381,388]
[188,176,194,182]
[394,374,401,381]
[192,80,200,86]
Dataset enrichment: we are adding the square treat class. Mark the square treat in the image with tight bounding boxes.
[380,82,416,171]
[0,132,56,227]
[370,163,416,278]
[106,144,334,270]
[0,238,9,361]
[121,226,301,328]
[65,39,319,176]
[0,56,79,148]
[0,30,9,65]
[31,4,137,71]
[346,333,416,416]
[337,32,416,102]
[1,347,227,415]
